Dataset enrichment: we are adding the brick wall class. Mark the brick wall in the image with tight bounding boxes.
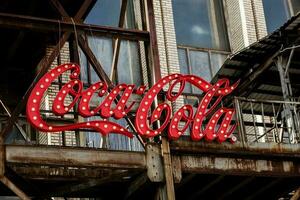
[153,0,185,113]
[223,0,267,52]
[39,42,77,146]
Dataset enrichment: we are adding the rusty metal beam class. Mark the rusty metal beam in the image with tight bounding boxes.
[146,0,161,82]
[78,34,146,147]
[0,13,150,41]
[50,170,137,196]
[0,0,95,140]
[0,176,30,200]
[50,0,70,19]
[170,140,300,159]
[0,32,71,139]
[110,0,128,81]
[6,145,146,169]
[178,155,300,177]
[8,165,117,180]
[78,35,111,85]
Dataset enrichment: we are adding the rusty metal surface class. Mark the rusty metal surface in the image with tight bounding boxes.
[0,12,150,41]
[8,165,123,180]
[6,145,146,169]
[170,139,300,159]
[177,155,300,177]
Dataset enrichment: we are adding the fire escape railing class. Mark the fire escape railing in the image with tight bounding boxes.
[234,97,300,145]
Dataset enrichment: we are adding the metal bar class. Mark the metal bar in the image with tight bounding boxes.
[146,0,161,82]
[234,97,246,145]
[50,0,69,18]
[0,12,150,41]
[177,45,231,55]
[0,99,29,141]
[78,34,146,148]
[0,176,31,200]
[0,32,71,139]
[284,47,295,77]
[74,0,94,21]
[234,96,300,105]
[250,102,258,142]
[233,50,280,97]
[51,170,138,196]
[110,0,129,80]
[272,103,280,142]
[6,145,147,169]
[261,102,269,142]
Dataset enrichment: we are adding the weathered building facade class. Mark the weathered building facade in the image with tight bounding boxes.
[0,0,299,199]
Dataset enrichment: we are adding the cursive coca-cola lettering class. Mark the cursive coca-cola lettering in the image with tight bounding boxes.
[26,63,239,143]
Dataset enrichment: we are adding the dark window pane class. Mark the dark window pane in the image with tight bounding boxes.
[263,0,290,33]
[172,0,229,50]
[117,41,142,85]
[178,48,192,93]
[79,47,88,83]
[88,36,113,83]
[210,52,227,75]
[189,50,210,93]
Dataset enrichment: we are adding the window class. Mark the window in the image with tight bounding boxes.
[172,0,229,50]
[263,0,291,33]
[83,0,143,85]
[173,0,230,94]
[77,0,145,151]
[178,47,229,94]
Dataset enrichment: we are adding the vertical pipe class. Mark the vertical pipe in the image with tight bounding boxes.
[272,103,280,142]
[250,102,258,142]
[234,97,246,146]
[261,102,269,142]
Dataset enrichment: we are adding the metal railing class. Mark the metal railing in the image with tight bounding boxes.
[234,97,300,144]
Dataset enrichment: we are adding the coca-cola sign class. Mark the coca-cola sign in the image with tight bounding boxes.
[26,63,239,143]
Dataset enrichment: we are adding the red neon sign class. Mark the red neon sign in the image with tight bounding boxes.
[26,63,239,143]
